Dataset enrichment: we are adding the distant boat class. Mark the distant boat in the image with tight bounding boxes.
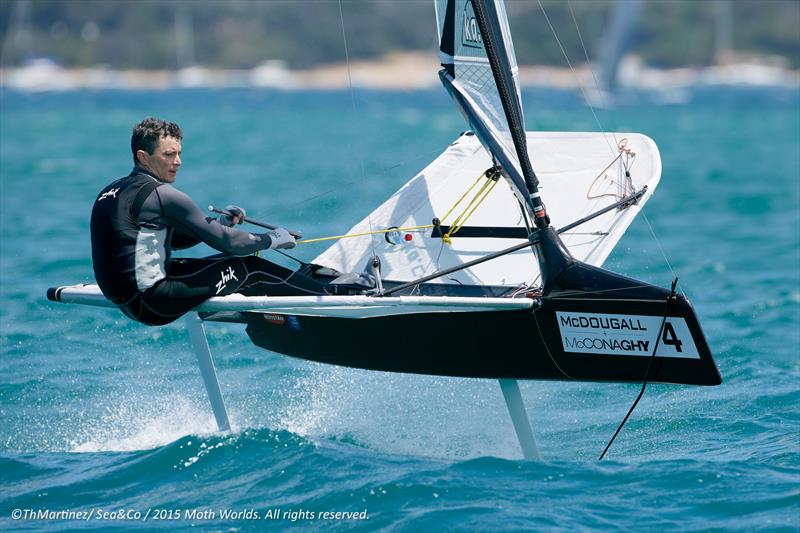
[49,0,721,459]
[600,0,642,93]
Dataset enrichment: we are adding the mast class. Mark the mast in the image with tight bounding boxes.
[469,0,549,228]
[435,0,571,288]
[436,0,550,227]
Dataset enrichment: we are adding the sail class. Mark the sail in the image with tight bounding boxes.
[315,0,662,289]
[313,131,661,287]
[435,0,538,210]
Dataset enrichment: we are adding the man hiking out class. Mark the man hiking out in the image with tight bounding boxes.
[91,117,327,325]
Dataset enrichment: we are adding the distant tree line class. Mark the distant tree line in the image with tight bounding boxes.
[1,0,798,70]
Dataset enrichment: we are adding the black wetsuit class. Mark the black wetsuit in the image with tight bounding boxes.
[90,167,326,325]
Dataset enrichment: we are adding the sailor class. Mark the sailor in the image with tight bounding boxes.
[90,117,327,325]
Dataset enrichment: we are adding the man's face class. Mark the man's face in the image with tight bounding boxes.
[138,136,182,183]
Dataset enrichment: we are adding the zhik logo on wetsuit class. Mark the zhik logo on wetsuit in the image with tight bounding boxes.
[555,311,700,359]
[215,266,239,295]
[98,188,120,201]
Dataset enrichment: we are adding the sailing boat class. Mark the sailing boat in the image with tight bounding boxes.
[47,0,720,457]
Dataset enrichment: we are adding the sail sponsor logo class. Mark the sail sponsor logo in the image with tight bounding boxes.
[388,238,427,279]
[564,336,651,353]
[461,1,483,48]
[559,315,647,331]
[215,266,239,295]
[556,311,700,359]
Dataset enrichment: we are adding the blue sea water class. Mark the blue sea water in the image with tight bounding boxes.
[0,86,798,531]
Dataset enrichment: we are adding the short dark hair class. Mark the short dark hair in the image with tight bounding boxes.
[131,117,182,164]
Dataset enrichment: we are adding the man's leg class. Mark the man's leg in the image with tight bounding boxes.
[130,256,328,325]
[131,257,250,325]
[235,255,330,297]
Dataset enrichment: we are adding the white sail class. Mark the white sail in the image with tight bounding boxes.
[313,132,660,288]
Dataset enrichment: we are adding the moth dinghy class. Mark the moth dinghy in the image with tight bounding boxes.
[48,0,721,460]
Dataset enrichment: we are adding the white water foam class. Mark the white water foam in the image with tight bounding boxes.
[69,395,219,453]
[273,363,531,460]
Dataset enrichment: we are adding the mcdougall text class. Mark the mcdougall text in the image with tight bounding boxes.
[559,315,647,331]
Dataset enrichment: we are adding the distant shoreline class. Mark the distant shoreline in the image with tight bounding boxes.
[2,52,798,92]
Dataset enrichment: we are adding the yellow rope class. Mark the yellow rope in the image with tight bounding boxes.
[295,169,497,246]
[438,171,487,225]
[297,224,433,245]
[442,174,499,244]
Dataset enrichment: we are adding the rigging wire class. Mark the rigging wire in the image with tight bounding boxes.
[533,309,577,381]
[257,147,447,220]
[338,0,378,261]
[544,0,685,299]
[599,277,679,460]
[640,210,685,298]
[566,0,620,152]
[586,138,636,201]
[536,0,616,156]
